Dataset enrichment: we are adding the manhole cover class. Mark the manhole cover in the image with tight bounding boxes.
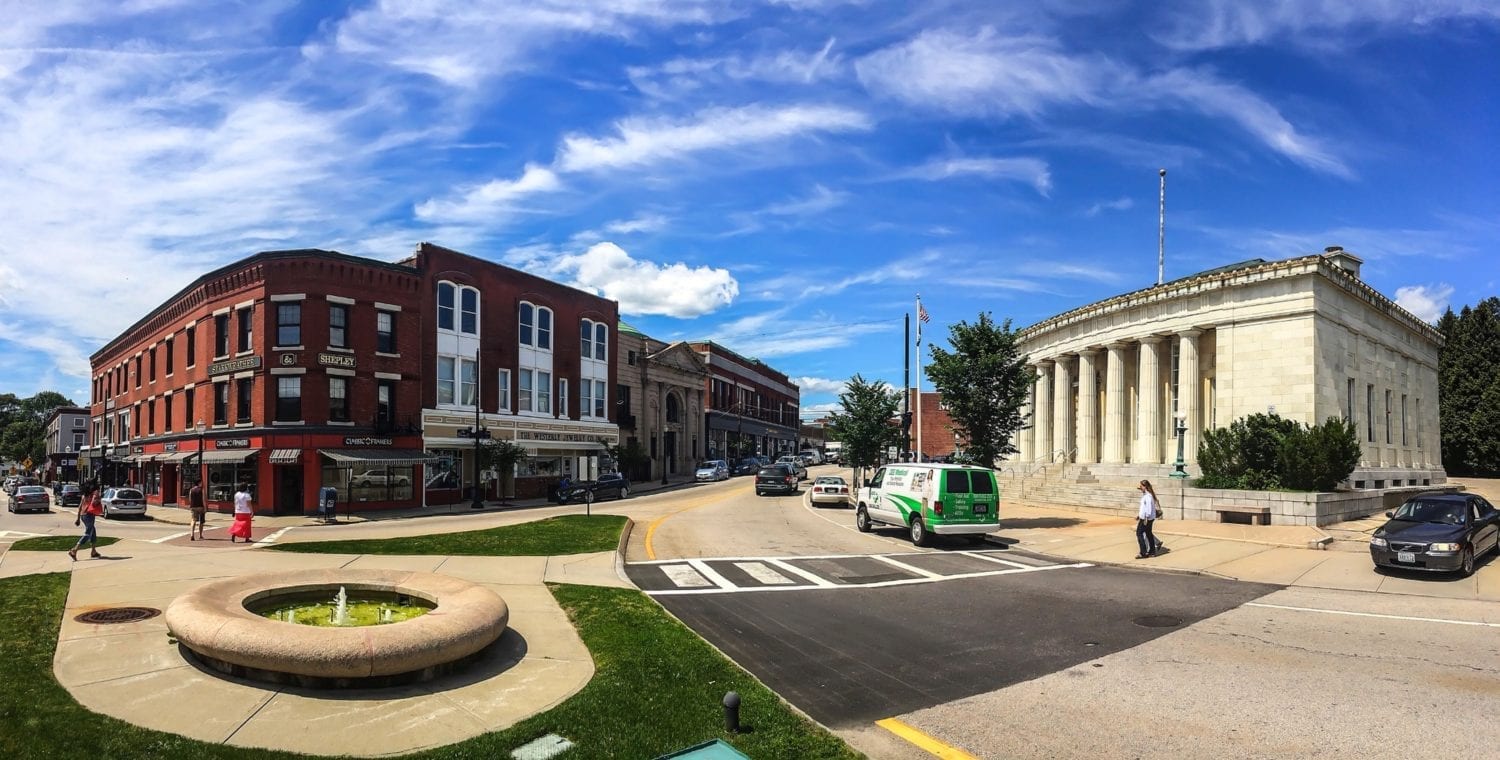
[1133,615,1182,628]
[75,607,162,625]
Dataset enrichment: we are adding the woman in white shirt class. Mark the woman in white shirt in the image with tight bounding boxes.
[228,483,254,543]
[1135,480,1163,558]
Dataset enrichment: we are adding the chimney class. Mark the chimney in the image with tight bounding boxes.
[1322,245,1362,279]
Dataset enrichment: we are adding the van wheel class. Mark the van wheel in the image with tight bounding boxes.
[856,506,872,532]
[909,517,930,547]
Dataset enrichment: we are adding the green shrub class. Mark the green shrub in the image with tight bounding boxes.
[1197,413,1359,492]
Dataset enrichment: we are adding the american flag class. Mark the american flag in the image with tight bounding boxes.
[917,302,931,324]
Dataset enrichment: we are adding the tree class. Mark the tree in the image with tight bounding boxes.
[478,439,527,500]
[1439,298,1500,475]
[607,440,651,482]
[0,391,76,468]
[826,374,900,473]
[923,312,1032,468]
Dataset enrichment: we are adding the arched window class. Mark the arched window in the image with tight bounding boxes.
[593,322,607,361]
[437,282,455,331]
[536,306,552,350]
[519,302,534,346]
[581,319,593,357]
[459,287,478,334]
[666,393,680,423]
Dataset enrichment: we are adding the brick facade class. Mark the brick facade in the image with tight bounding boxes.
[692,341,800,461]
[907,388,965,460]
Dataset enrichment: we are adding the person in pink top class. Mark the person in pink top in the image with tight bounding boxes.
[69,486,105,561]
[228,483,254,543]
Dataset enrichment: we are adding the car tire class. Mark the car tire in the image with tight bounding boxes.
[618,486,629,500]
[909,516,930,547]
[358,480,371,488]
[856,505,872,532]
[1460,546,1475,577]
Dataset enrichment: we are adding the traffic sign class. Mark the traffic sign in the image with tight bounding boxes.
[22,458,33,470]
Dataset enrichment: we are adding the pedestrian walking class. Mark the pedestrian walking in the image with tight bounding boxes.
[1136,480,1163,558]
[228,483,254,543]
[188,481,206,541]
[69,487,105,561]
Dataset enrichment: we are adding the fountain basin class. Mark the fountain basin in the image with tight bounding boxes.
[166,569,508,688]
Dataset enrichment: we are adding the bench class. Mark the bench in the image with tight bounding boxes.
[1215,505,1272,525]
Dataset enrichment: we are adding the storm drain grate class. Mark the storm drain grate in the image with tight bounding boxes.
[1133,615,1182,628]
[75,607,162,625]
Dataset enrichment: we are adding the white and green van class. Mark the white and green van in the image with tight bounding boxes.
[855,463,1000,546]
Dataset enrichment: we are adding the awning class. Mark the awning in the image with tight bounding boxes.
[320,449,437,466]
[268,449,301,465]
[160,452,198,463]
[201,450,256,464]
[518,441,609,452]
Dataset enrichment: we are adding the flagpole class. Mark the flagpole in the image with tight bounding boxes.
[915,294,923,463]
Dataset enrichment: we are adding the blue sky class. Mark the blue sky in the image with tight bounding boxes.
[1,1,1496,417]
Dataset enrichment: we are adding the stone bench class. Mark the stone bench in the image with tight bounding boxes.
[1215,505,1272,525]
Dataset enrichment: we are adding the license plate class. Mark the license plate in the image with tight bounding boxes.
[1397,551,1416,563]
[972,504,988,514]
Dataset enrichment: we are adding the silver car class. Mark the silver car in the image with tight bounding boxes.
[101,487,148,518]
[8,485,50,513]
[775,456,808,481]
[695,460,729,481]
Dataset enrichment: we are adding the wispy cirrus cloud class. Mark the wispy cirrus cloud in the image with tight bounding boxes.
[1086,197,1134,216]
[627,37,843,100]
[413,164,561,222]
[1154,0,1500,51]
[707,307,894,358]
[895,156,1053,195]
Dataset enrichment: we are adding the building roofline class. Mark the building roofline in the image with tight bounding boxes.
[43,406,90,425]
[688,340,796,386]
[410,242,619,309]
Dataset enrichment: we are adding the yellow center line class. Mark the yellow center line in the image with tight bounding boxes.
[643,490,737,560]
[876,718,978,759]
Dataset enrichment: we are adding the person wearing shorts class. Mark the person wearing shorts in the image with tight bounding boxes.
[188,482,206,541]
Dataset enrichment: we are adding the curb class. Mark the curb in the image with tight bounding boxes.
[614,518,636,587]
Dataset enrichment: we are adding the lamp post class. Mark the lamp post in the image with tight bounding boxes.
[1170,413,1188,519]
[659,384,668,486]
[195,420,207,499]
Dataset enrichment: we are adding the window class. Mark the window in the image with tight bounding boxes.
[149,347,157,382]
[536,371,551,413]
[276,303,301,346]
[1346,378,1355,421]
[537,306,552,349]
[376,310,395,353]
[559,379,568,417]
[628,350,638,366]
[519,303,534,346]
[214,382,229,425]
[460,287,477,334]
[377,380,394,428]
[595,323,607,360]
[666,394,680,423]
[460,358,476,406]
[581,381,595,418]
[184,387,195,428]
[165,394,174,432]
[1366,384,1375,442]
[135,356,142,388]
[1401,394,1408,446]
[1416,398,1423,449]
[214,314,229,358]
[237,307,252,353]
[944,470,970,493]
[594,380,606,419]
[437,283,455,331]
[329,304,348,348]
[437,357,456,405]
[148,400,155,434]
[236,378,252,423]
[329,377,348,422]
[497,370,511,412]
[276,377,301,422]
[518,370,532,412]
[132,405,140,438]
[581,321,593,357]
[1385,389,1392,445]
[184,328,194,367]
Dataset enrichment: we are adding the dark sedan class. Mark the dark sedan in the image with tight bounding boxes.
[55,483,82,507]
[558,473,631,503]
[1371,493,1500,576]
[754,465,799,496]
[730,459,760,477]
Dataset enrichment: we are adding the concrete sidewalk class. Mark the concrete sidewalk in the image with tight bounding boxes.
[996,501,1500,602]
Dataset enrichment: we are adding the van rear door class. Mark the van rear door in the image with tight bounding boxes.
[938,469,998,523]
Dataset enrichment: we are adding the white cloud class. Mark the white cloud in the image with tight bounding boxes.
[627,37,844,100]
[557,104,873,173]
[794,376,847,395]
[413,164,561,222]
[1086,197,1134,216]
[556,242,739,318]
[898,156,1052,195]
[605,213,671,234]
[705,307,894,359]
[1155,0,1500,50]
[762,185,848,216]
[1394,284,1454,323]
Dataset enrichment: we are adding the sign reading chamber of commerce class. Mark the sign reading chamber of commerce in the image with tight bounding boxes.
[318,352,356,369]
[343,437,393,446]
[215,439,251,449]
[209,355,261,376]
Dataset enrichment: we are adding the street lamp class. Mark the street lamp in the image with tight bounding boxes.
[195,419,207,498]
[1170,413,1188,520]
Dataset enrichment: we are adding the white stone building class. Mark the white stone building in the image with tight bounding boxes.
[1015,247,1445,491]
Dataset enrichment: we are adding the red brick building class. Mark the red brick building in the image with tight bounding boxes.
[86,250,426,514]
[692,341,800,461]
[907,388,966,460]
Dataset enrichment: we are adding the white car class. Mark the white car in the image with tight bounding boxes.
[100,487,147,518]
[695,460,729,481]
[353,470,411,487]
[809,476,849,507]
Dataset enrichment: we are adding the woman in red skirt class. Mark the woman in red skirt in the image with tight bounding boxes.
[229,482,254,543]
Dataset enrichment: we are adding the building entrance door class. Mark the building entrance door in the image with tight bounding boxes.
[664,431,677,474]
[275,466,303,516]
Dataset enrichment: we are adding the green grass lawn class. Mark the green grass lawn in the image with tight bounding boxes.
[0,574,859,759]
[9,536,122,552]
[267,514,628,556]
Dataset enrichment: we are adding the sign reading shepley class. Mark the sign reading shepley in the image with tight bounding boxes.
[318,352,356,369]
[209,355,261,376]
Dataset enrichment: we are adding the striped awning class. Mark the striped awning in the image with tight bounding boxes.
[320,449,437,466]
[268,449,301,465]
[200,450,255,464]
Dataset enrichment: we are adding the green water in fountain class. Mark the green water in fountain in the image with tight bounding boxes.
[260,600,431,626]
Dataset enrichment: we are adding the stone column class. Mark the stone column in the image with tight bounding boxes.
[1076,349,1100,463]
[1134,337,1163,464]
[1104,343,1127,463]
[1017,369,1034,463]
[1052,355,1074,462]
[1178,330,1201,465]
[1033,360,1053,462]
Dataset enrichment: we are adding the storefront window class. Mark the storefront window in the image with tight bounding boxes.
[425,450,460,489]
[520,456,561,477]
[206,462,255,503]
[337,465,415,502]
[143,465,161,496]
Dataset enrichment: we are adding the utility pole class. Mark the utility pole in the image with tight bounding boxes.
[902,312,910,460]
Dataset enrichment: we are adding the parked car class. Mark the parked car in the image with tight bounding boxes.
[730,459,761,477]
[695,460,729,482]
[353,469,412,488]
[775,456,808,480]
[55,483,82,507]
[100,487,148,518]
[1370,493,1500,576]
[3,477,19,496]
[799,449,823,465]
[558,473,631,503]
[7,485,50,513]
[755,465,799,496]
[809,476,849,507]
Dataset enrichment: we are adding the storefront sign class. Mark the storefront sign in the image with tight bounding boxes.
[343,436,393,446]
[318,352,356,369]
[209,355,261,376]
[164,442,179,452]
[215,439,251,449]
[279,352,297,366]
[133,446,144,454]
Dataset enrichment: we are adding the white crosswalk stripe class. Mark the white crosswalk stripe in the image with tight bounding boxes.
[733,561,796,585]
[634,551,1089,596]
[662,564,713,588]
